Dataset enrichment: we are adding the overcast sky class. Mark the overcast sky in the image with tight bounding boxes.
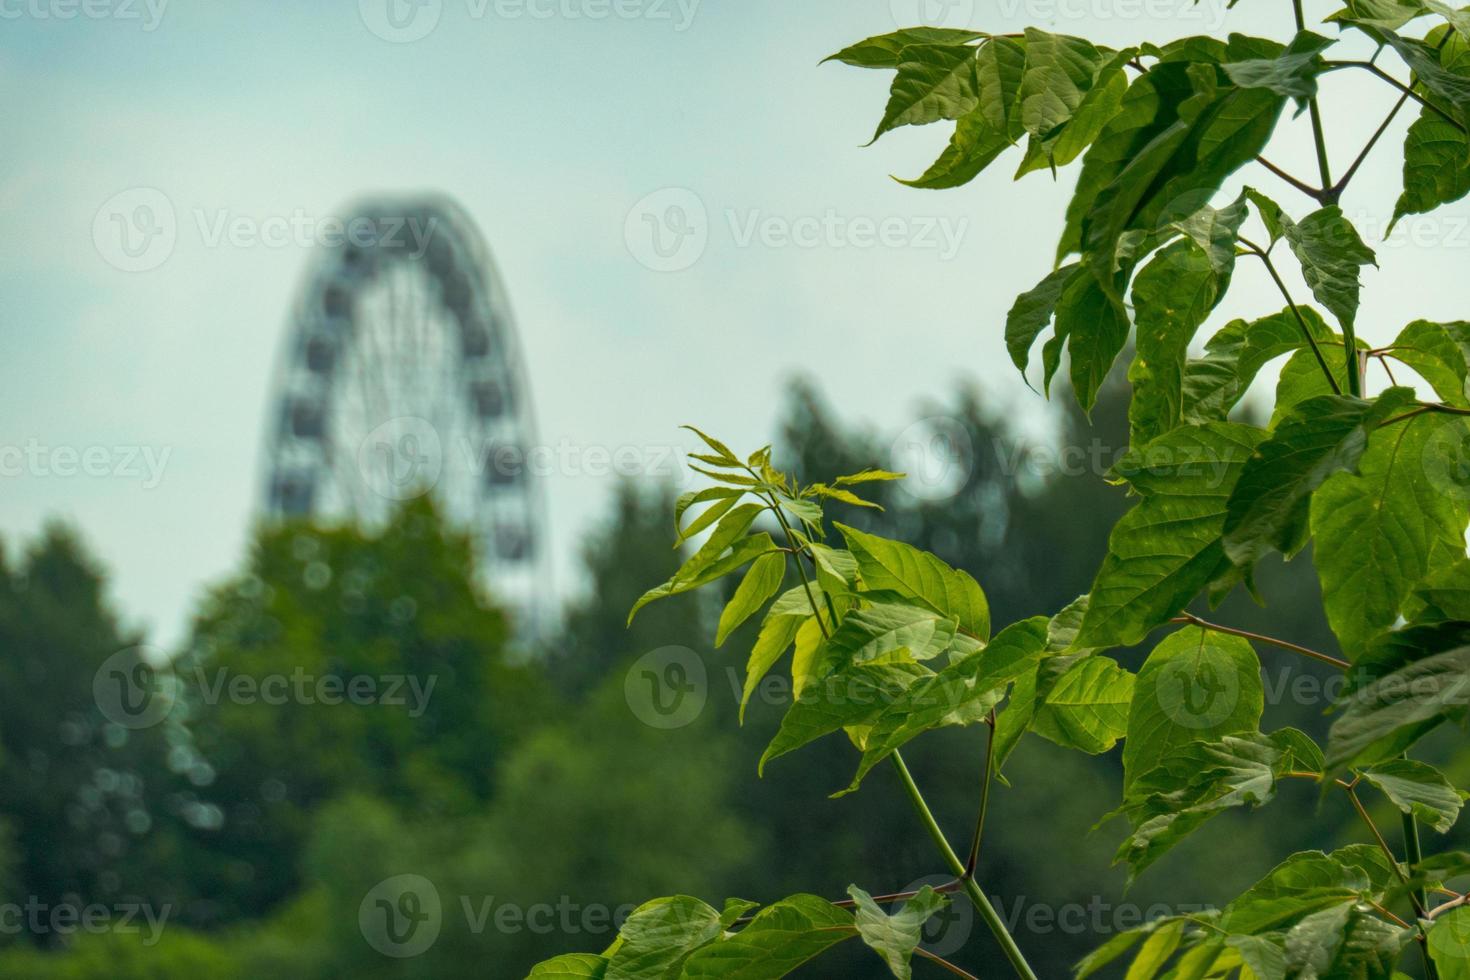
[3,0,1463,647]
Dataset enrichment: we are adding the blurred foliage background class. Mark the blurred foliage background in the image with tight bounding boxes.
[3,374,1466,978]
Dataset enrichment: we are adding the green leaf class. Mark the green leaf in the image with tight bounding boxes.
[1074,423,1266,650]
[1245,185,1288,246]
[847,885,947,980]
[759,661,929,774]
[1015,34,1133,175]
[1394,108,1470,231]
[528,954,610,978]
[681,894,855,978]
[1311,413,1469,655]
[899,103,1010,189]
[1430,906,1470,979]
[1226,934,1287,980]
[1116,731,1292,878]
[1221,389,1417,569]
[1079,62,1284,307]
[716,553,787,647]
[1280,902,1406,978]
[790,616,825,698]
[629,533,777,625]
[841,618,1049,794]
[870,44,981,143]
[1327,0,1429,31]
[833,469,906,486]
[677,503,768,583]
[1271,345,1349,425]
[1029,654,1134,753]
[1220,849,1375,935]
[605,896,725,980]
[835,523,989,638]
[1223,31,1335,112]
[1386,319,1470,406]
[1364,758,1465,833]
[822,28,984,69]
[1282,206,1377,337]
[1412,559,1470,623]
[676,486,744,534]
[1059,264,1133,411]
[820,601,958,670]
[1128,238,1229,444]
[1122,627,1265,794]
[900,36,1027,189]
[682,425,742,465]
[1325,625,1470,771]
[1005,263,1079,377]
[741,614,803,724]
[1182,307,1334,423]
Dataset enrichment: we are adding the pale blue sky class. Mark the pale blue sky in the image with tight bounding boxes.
[2,0,1461,646]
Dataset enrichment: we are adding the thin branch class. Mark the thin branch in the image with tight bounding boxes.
[1327,60,1470,134]
[1329,89,1411,202]
[1256,155,1326,201]
[1430,892,1470,920]
[963,713,996,877]
[1239,237,1342,395]
[915,948,981,979]
[1172,613,1349,670]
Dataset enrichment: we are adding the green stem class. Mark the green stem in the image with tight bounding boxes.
[1241,240,1341,395]
[890,752,1039,980]
[1403,810,1435,961]
[1294,0,1334,192]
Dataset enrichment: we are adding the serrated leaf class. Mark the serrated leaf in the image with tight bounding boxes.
[820,601,958,674]
[1059,263,1133,411]
[717,552,787,647]
[1271,345,1350,425]
[870,43,981,143]
[1325,627,1470,771]
[841,618,1050,794]
[1221,850,1375,936]
[1387,319,1470,406]
[848,885,947,980]
[630,533,777,625]
[1117,731,1292,877]
[836,523,990,639]
[1128,238,1229,444]
[1311,413,1469,655]
[1030,654,1134,753]
[1123,627,1264,794]
[1394,108,1470,231]
[1223,31,1335,112]
[1182,307,1334,423]
[1221,389,1417,569]
[1282,206,1377,338]
[1364,758,1465,833]
[822,28,984,68]
[1079,61,1284,308]
[681,894,855,977]
[1282,901,1409,979]
[759,661,930,774]
[1006,263,1079,376]
[742,613,803,723]
[1074,422,1266,650]
[605,896,725,980]
[1015,38,1134,176]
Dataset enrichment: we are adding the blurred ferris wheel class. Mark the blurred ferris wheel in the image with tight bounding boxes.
[259,196,548,632]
